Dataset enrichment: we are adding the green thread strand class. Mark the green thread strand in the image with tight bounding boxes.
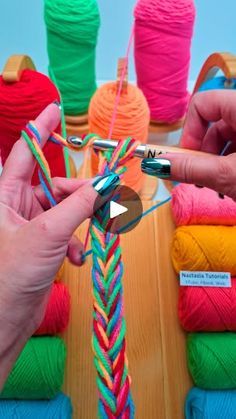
[94,358,106,381]
[106,271,119,297]
[121,366,128,386]
[44,0,100,115]
[97,377,116,413]
[93,289,106,312]
[108,320,126,359]
[107,247,121,285]
[93,336,112,376]
[106,284,122,321]
[22,131,53,187]
[64,147,71,178]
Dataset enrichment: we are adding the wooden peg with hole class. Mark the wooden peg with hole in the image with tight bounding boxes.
[2,55,36,83]
[65,113,89,137]
[117,57,128,94]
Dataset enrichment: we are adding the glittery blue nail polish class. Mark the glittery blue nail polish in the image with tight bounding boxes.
[141,158,171,179]
[92,173,120,196]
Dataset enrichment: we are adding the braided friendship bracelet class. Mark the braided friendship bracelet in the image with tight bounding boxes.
[90,138,139,418]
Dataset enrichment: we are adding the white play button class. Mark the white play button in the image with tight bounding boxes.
[110,201,128,219]
[93,186,143,234]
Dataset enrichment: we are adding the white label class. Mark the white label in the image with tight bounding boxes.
[180,271,231,288]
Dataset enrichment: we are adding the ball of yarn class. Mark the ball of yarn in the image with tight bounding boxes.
[0,69,65,185]
[35,282,70,335]
[0,392,72,418]
[44,0,100,116]
[172,184,236,226]
[89,82,150,192]
[187,333,236,389]
[134,0,196,123]
[172,226,236,275]
[0,337,66,399]
[198,76,236,92]
[179,278,236,332]
[185,387,236,419]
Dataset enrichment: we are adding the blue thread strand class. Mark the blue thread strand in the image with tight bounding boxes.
[28,123,42,145]
[38,171,57,207]
[118,197,171,233]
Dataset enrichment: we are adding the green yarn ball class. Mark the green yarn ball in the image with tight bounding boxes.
[187,333,236,389]
[44,0,100,116]
[0,337,66,399]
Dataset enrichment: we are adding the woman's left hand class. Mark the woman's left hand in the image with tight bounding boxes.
[0,104,99,387]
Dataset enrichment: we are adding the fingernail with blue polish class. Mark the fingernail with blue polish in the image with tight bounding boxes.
[141,158,171,179]
[53,100,61,110]
[92,173,120,196]
[80,253,86,265]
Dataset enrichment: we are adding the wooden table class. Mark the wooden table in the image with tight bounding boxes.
[62,201,192,418]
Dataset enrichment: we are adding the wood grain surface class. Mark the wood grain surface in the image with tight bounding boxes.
[62,202,192,419]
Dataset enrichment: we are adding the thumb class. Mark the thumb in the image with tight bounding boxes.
[29,173,119,243]
[142,153,236,200]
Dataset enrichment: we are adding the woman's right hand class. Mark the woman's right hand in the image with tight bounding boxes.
[143,90,236,200]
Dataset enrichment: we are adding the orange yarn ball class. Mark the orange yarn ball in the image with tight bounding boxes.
[89,82,150,192]
[172,225,236,275]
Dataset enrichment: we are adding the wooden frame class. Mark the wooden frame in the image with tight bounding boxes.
[193,52,236,94]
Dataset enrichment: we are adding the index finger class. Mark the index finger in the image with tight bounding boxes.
[181,90,236,150]
[1,103,61,182]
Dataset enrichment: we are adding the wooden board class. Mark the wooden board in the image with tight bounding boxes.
[62,202,192,418]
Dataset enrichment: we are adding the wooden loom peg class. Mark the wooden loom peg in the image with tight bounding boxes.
[193,52,236,94]
[2,54,36,83]
[65,113,90,137]
[117,57,128,93]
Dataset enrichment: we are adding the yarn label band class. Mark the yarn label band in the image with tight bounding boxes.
[180,271,231,288]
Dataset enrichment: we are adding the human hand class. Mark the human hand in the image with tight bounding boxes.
[0,103,119,386]
[141,90,236,200]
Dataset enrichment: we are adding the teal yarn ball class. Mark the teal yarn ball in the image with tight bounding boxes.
[0,393,72,418]
[187,333,236,389]
[185,387,236,419]
[0,337,66,399]
[44,0,100,116]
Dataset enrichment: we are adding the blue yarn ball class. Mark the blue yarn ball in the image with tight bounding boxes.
[0,392,72,418]
[185,387,236,419]
[198,76,236,92]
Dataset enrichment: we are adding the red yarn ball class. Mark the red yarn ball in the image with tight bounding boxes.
[35,282,71,335]
[179,280,236,332]
[0,69,66,185]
